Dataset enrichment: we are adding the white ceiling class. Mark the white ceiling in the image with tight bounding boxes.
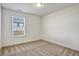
[1,3,77,16]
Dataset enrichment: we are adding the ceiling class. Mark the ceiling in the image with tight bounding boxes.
[1,3,77,16]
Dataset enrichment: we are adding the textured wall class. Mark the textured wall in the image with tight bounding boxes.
[2,8,41,47]
[0,5,1,49]
[41,4,79,51]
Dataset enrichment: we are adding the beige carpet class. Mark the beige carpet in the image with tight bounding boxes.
[1,40,79,56]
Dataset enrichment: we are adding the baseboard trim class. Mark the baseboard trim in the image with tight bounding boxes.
[40,39,79,53]
[1,38,79,53]
[2,39,41,48]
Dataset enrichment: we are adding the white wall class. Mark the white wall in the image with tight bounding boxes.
[41,4,79,51]
[1,4,79,52]
[2,8,41,47]
[0,5,1,49]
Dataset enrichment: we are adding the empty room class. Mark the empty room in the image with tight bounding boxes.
[0,3,79,56]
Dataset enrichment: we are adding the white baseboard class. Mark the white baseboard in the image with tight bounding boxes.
[41,37,79,52]
[2,37,40,48]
